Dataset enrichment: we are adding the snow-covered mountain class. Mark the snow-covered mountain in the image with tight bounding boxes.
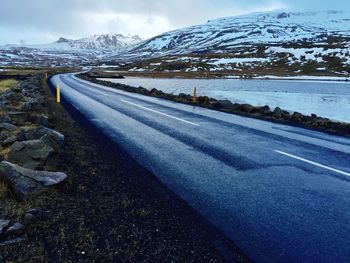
[1,10,350,73]
[122,10,350,58]
[108,10,350,75]
[0,34,142,67]
[36,34,142,51]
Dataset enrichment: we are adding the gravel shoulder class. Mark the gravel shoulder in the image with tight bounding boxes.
[0,73,250,262]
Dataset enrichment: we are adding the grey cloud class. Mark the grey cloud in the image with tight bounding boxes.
[0,0,348,45]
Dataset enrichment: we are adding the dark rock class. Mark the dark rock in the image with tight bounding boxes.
[0,237,23,246]
[178,93,191,100]
[36,115,50,128]
[241,104,255,113]
[0,89,20,101]
[5,223,25,235]
[217,100,233,110]
[149,88,165,96]
[6,138,54,169]
[311,113,318,118]
[0,220,10,234]
[256,105,271,114]
[290,112,304,122]
[281,110,291,119]
[0,161,67,200]
[0,131,10,141]
[24,213,37,224]
[1,136,17,147]
[26,208,40,217]
[7,112,29,126]
[20,97,46,112]
[273,107,282,119]
[0,114,11,123]
[231,103,241,111]
[208,98,220,108]
[40,128,64,143]
[0,122,17,132]
[17,127,64,145]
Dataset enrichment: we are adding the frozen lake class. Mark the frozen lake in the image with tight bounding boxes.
[101,77,350,123]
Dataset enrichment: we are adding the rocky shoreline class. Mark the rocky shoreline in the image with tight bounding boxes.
[78,73,350,137]
[0,74,67,247]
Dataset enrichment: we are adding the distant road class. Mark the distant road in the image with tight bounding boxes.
[51,74,350,262]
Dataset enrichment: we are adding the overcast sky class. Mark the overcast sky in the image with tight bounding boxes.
[0,0,349,45]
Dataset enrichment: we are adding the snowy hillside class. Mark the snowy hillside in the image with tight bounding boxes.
[107,10,350,76]
[122,10,350,57]
[34,34,142,51]
[0,34,142,67]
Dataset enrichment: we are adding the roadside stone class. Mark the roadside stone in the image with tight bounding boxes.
[0,237,23,246]
[281,110,291,119]
[6,138,54,169]
[256,105,271,114]
[36,115,50,127]
[0,122,17,132]
[0,161,67,200]
[7,112,29,126]
[5,223,25,235]
[40,127,65,144]
[0,220,10,234]
[241,104,255,113]
[217,100,233,110]
[24,213,37,224]
[26,208,40,217]
[1,136,17,147]
[208,98,220,108]
[0,131,10,141]
[273,107,283,119]
[0,114,11,123]
[17,127,64,145]
[290,112,304,122]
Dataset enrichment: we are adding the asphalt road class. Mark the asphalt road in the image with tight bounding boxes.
[51,73,350,262]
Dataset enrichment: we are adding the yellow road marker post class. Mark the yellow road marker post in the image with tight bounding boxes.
[193,86,197,103]
[56,84,61,103]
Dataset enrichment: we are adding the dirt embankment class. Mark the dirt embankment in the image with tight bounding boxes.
[79,73,350,138]
[0,72,250,262]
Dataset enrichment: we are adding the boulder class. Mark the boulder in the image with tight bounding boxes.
[20,97,46,112]
[256,105,271,114]
[0,220,10,234]
[5,222,25,235]
[207,98,220,108]
[0,122,17,132]
[0,161,67,200]
[241,104,255,113]
[1,136,17,147]
[0,131,10,142]
[6,138,54,169]
[24,213,37,224]
[290,112,304,122]
[0,114,11,123]
[36,115,50,127]
[7,112,29,126]
[217,100,234,110]
[281,110,291,119]
[273,107,283,119]
[16,127,64,147]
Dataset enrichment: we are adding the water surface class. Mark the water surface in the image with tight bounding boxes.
[101,77,350,123]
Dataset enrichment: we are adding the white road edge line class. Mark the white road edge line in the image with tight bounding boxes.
[120,99,200,127]
[275,150,350,177]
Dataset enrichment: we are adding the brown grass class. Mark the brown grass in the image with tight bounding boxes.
[0,179,10,199]
[0,79,18,93]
